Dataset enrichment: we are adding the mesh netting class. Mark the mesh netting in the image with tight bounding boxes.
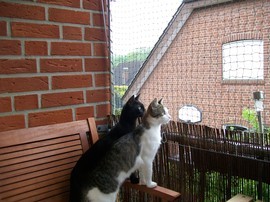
[110,0,269,131]
[110,1,269,200]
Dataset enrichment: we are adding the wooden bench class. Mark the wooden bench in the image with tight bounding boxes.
[0,118,180,201]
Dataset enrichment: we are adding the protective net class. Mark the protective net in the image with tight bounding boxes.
[110,0,269,131]
[110,0,270,201]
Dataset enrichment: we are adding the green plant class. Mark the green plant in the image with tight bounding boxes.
[114,108,122,116]
[111,47,151,68]
[113,85,128,114]
[114,85,128,97]
[242,108,259,131]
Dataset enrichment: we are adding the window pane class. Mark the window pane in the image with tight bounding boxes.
[222,40,263,80]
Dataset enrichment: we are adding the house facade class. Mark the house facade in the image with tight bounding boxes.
[114,61,143,86]
[124,0,270,129]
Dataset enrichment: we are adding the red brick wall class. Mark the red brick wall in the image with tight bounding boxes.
[139,0,269,129]
[0,0,110,132]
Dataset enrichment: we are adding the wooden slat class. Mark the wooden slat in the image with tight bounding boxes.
[25,188,69,202]
[4,181,69,201]
[0,135,80,155]
[123,180,181,201]
[0,139,81,161]
[0,169,71,193]
[87,118,99,145]
[1,174,70,199]
[1,145,82,167]
[1,162,75,186]
[1,155,79,181]
[39,192,69,202]
[0,120,89,148]
[0,150,82,174]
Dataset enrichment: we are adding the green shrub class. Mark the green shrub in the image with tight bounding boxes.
[242,108,259,131]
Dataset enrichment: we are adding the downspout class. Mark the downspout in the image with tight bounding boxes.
[101,0,114,115]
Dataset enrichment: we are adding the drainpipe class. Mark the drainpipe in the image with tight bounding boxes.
[253,91,264,201]
[253,91,264,136]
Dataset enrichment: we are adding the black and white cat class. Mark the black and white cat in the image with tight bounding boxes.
[138,98,171,188]
[70,94,145,202]
[70,98,171,202]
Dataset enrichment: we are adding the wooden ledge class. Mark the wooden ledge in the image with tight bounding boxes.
[123,180,181,201]
[227,194,253,202]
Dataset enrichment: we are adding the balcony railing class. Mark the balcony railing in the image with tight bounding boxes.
[108,116,270,201]
[152,121,270,202]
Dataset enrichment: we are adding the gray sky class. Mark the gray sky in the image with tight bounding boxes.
[111,0,182,55]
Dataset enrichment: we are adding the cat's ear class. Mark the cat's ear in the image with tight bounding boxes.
[151,98,158,107]
[135,94,140,100]
[150,98,158,115]
[127,95,135,104]
[158,98,163,104]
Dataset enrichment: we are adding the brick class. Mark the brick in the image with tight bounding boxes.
[25,41,47,56]
[51,42,91,56]
[52,75,93,89]
[28,109,73,127]
[76,106,94,120]
[0,40,21,55]
[96,103,110,118]
[0,21,7,36]
[0,115,25,132]
[0,59,36,74]
[12,22,59,39]
[0,97,12,113]
[40,58,82,73]
[86,88,110,103]
[0,77,48,93]
[14,94,38,111]
[85,58,109,72]
[0,2,45,20]
[49,8,90,25]
[83,0,103,10]
[42,91,84,108]
[93,43,108,57]
[38,0,80,8]
[85,27,105,41]
[63,26,82,40]
[94,73,110,87]
[93,13,107,27]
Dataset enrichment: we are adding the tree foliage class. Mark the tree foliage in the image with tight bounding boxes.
[112,47,151,68]
[242,108,259,131]
[113,85,128,115]
[114,85,128,97]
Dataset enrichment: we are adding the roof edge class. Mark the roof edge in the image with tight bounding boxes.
[123,0,235,102]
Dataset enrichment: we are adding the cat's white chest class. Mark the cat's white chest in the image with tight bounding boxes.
[141,126,161,156]
[145,126,161,142]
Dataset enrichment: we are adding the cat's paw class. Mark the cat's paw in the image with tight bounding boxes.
[146,181,157,188]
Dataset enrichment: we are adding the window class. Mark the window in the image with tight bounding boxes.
[222,40,264,80]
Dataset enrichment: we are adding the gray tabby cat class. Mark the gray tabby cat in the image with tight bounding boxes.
[86,98,171,202]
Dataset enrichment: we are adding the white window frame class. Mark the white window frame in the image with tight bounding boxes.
[222,40,264,80]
